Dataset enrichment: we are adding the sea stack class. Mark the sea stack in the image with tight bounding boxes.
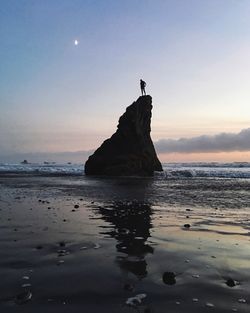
[85,95,163,176]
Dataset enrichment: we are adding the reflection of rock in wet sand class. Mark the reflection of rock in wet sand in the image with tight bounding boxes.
[96,201,153,279]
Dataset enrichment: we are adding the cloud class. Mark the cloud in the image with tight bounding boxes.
[155,128,250,154]
[2,128,250,163]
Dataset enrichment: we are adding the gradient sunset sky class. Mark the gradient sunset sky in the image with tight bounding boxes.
[1,0,250,162]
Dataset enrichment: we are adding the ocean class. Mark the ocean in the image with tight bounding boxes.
[1,162,250,178]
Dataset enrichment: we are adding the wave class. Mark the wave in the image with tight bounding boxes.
[161,164,250,179]
[0,163,84,175]
[1,162,250,179]
[163,162,250,168]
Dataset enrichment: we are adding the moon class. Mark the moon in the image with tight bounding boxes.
[74,39,79,46]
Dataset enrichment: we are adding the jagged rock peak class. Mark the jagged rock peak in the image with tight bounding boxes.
[85,95,163,176]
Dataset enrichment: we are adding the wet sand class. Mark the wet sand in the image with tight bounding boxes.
[0,173,250,312]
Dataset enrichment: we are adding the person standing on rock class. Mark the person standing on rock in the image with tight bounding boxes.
[140,79,146,96]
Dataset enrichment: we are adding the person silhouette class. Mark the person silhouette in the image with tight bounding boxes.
[140,79,146,96]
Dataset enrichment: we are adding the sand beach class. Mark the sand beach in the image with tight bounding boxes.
[0,164,249,313]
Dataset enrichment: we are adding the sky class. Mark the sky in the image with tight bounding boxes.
[1,0,250,163]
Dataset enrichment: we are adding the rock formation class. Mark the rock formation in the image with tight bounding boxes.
[85,95,163,176]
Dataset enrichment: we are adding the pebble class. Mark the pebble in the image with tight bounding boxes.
[238,298,246,303]
[94,243,101,249]
[74,204,79,209]
[22,283,31,288]
[22,276,30,280]
[15,290,32,304]
[192,298,199,302]
[126,294,146,307]
[184,224,191,228]
[57,260,65,265]
[162,272,176,285]
[226,278,236,287]
[205,302,215,308]
[192,274,200,279]
[57,249,69,257]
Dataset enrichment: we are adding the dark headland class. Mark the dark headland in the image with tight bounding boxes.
[85,95,163,176]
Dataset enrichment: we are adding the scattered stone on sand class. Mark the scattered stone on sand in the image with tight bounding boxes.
[184,224,191,228]
[57,260,65,265]
[226,278,236,287]
[57,249,69,257]
[205,302,215,308]
[162,272,176,285]
[232,308,238,312]
[94,243,101,249]
[126,293,147,307]
[59,241,66,247]
[74,204,79,209]
[15,290,32,304]
[192,274,200,279]
[22,283,31,288]
[192,298,199,302]
[238,298,246,303]
[22,276,30,280]
[80,246,87,250]
[185,259,190,263]
[175,301,180,305]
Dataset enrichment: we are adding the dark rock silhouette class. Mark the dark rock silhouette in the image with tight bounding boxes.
[85,95,163,176]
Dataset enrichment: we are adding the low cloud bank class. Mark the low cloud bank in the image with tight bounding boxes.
[2,128,250,163]
[155,128,250,154]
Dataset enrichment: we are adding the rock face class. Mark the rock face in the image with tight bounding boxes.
[85,95,163,176]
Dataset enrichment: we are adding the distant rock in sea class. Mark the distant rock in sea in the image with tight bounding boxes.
[85,95,163,176]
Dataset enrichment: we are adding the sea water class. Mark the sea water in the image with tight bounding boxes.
[1,162,250,178]
[1,162,250,209]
